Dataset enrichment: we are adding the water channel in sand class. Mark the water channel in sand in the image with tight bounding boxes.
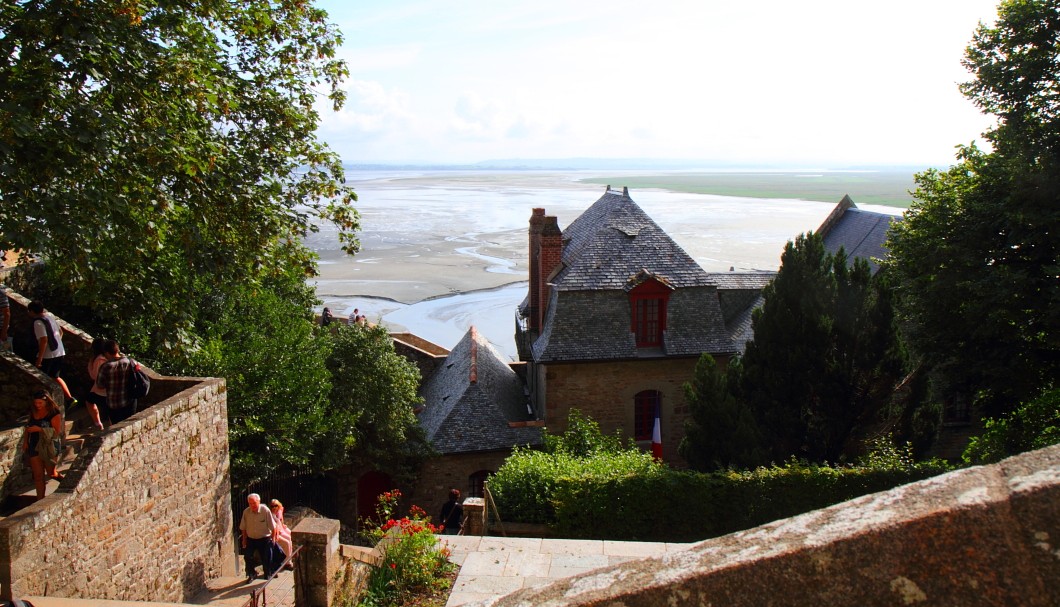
[304,170,903,361]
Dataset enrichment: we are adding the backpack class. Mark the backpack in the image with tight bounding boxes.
[33,317,59,351]
[127,360,151,400]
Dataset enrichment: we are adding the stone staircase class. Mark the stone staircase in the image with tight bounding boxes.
[0,403,95,516]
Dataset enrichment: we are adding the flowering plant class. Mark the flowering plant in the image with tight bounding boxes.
[358,489,455,607]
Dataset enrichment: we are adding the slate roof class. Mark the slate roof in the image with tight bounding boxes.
[419,328,542,455]
[553,188,717,291]
[530,187,763,362]
[817,195,899,273]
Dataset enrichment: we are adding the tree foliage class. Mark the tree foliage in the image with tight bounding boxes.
[177,269,333,485]
[679,355,764,471]
[963,387,1060,464]
[680,233,914,469]
[542,408,629,457]
[886,0,1060,419]
[0,0,359,355]
[325,323,430,473]
[738,233,908,464]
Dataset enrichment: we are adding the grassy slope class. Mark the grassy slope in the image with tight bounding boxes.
[580,171,917,207]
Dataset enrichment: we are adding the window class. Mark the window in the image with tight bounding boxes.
[634,390,661,441]
[468,470,492,498]
[629,279,669,347]
[634,298,661,345]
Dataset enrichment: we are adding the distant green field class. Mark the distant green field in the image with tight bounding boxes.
[580,171,918,207]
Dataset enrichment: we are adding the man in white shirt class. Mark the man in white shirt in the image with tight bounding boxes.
[27,300,75,406]
[239,493,277,583]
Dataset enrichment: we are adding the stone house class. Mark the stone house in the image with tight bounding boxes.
[412,327,542,518]
[515,187,774,463]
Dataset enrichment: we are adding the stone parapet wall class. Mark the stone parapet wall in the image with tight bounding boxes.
[0,377,234,602]
[472,444,1060,607]
[0,425,32,502]
[0,350,64,429]
[390,333,447,381]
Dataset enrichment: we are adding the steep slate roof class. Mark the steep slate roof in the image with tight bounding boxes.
[419,328,542,454]
[553,188,717,291]
[531,188,756,362]
[816,195,899,273]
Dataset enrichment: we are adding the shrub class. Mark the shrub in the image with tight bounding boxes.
[963,388,1060,464]
[357,490,455,607]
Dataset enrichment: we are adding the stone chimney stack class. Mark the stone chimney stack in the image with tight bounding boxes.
[528,208,545,333]
[536,215,562,332]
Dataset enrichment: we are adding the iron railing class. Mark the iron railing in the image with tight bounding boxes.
[240,544,304,607]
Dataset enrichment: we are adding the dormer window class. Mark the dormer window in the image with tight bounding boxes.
[629,278,670,347]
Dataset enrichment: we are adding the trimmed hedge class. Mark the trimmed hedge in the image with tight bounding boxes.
[491,456,950,542]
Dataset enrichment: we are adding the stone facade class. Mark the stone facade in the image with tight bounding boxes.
[534,356,726,463]
[413,450,512,524]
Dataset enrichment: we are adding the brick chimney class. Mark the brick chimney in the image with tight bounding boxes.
[528,208,545,332]
[536,215,562,332]
[527,208,563,334]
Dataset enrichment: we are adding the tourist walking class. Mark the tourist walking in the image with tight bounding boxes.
[27,301,76,407]
[439,488,463,535]
[240,493,277,583]
[269,499,294,569]
[94,340,139,424]
[23,390,64,500]
[84,338,110,430]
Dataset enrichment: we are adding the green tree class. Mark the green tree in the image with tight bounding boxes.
[324,324,430,473]
[679,354,765,471]
[177,268,334,485]
[0,0,359,355]
[740,233,907,463]
[886,0,1060,419]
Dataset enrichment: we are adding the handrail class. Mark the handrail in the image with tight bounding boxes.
[240,544,303,607]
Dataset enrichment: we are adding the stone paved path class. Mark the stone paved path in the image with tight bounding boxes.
[191,569,296,607]
[438,536,691,607]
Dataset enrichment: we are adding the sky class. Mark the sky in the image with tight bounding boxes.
[313,0,1003,168]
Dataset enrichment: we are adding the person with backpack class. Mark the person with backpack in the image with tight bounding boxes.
[439,488,464,535]
[23,390,64,500]
[95,339,142,424]
[27,300,76,407]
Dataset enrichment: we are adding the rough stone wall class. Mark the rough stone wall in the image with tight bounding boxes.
[537,357,706,463]
[412,450,512,522]
[0,426,33,502]
[0,377,234,602]
[476,444,1060,607]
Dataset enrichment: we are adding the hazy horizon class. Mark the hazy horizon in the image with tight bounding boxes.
[314,1,1000,168]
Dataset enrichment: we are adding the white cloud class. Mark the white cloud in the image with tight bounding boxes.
[314,0,1002,165]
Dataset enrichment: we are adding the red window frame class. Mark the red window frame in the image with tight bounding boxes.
[634,390,661,441]
[630,280,670,347]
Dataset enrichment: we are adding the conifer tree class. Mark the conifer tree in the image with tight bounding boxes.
[740,233,906,463]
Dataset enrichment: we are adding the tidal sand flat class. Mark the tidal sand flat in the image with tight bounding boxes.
[305,170,907,359]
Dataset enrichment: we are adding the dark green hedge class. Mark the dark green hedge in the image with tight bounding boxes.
[495,459,950,542]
